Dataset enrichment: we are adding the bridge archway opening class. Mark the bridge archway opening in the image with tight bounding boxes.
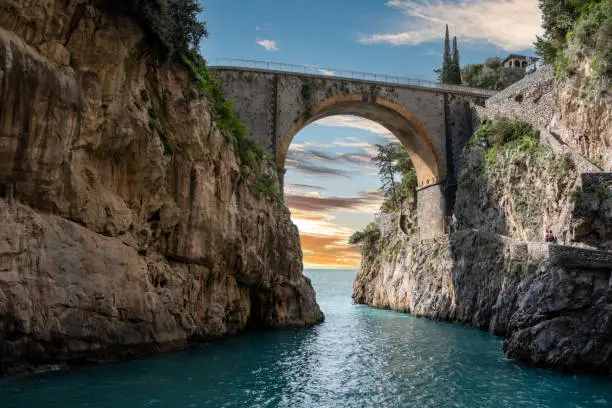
[283,114,404,270]
[278,95,445,188]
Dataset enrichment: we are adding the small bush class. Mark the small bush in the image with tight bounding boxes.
[250,176,282,202]
[349,223,381,248]
[471,118,541,172]
[488,118,537,148]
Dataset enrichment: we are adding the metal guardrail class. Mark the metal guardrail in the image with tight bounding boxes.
[208,58,498,97]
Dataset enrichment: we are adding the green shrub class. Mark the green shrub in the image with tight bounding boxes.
[471,118,541,171]
[489,118,537,148]
[537,0,611,80]
[104,0,208,58]
[349,223,381,248]
[180,52,259,163]
[250,176,282,202]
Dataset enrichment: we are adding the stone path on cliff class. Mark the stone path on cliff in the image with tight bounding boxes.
[453,229,612,270]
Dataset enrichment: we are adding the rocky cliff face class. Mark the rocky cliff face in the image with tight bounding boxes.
[354,70,612,374]
[353,226,612,374]
[482,63,611,172]
[0,0,322,375]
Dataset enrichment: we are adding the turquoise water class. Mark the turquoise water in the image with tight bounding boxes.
[1,269,612,407]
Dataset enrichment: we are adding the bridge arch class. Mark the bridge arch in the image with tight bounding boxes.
[278,94,445,188]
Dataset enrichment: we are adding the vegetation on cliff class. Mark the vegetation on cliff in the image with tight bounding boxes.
[467,118,573,178]
[108,0,207,57]
[108,1,279,199]
[535,0,611,81]
[458,117,576,238]
[461,58,524,91]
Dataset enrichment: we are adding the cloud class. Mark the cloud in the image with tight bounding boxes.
[358,0,543,51]
[288,148,376,170]
[317,68,335,76]
[289,141,334,152]
[423,48,443,57]
[305,65,335,76]
[285,183,327,192]
[314,116,395,139]
[286,190,384,214]
[287,209,361,268]
[256,38,279,51]
[285,158,353,178]
[300,233,361,269]
[287,195,385,269]
[255,23,271,32]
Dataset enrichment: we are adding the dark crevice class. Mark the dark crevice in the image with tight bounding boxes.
[247,291,266,330]
[148,210,161,223]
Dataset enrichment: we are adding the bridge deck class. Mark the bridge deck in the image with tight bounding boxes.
[209,60,497,99]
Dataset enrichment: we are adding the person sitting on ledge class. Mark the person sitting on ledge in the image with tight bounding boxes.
[545,230,556,243]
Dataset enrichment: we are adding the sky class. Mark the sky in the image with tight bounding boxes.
[199,0,544,269]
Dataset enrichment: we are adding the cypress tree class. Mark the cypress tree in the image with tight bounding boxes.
[451,36,462,84]
[441,25,452,84]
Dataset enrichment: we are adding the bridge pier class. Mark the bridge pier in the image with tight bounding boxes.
[417,183,447,240]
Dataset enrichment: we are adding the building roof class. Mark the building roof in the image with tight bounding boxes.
[503,54,528,63]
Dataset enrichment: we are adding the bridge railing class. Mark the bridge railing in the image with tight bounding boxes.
[207,58,497,97]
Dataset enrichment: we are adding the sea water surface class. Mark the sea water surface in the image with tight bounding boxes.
[1,269,612,407]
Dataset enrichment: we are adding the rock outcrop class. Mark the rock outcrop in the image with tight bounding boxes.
[353,226,612,374]
[0,0,322,376]
[354,68,612,375]
[482,63,611,171]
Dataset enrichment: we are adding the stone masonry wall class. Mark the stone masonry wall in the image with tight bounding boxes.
[417,183,446,239]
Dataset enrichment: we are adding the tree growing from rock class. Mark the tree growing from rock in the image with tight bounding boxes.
[371,143,418,213]
[372,143,400,210]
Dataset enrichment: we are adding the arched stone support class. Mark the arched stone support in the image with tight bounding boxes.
[211,67,486,239]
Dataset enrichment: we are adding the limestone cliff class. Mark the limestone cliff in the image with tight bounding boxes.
[353,224,612,374]
[0,0,323,375]
[354,71,612,374]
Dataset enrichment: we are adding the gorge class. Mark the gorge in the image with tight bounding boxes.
[0,0,611,388]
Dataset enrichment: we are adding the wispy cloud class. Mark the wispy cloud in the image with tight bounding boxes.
[423,48,443,57]
[288,147,376,170]
[285,158,353,178]
[255,23,271,32]
[288,209,361,269]
[314,116,395,139]
[300,233,362,269]
[287,190,384,214]
[285,183,327,192]
[358,0,542,51]
[305,65,335,76]
[287,192,386,269]
[256,38,279,51]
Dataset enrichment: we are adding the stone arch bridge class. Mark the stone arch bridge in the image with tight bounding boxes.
[210,61,496,239]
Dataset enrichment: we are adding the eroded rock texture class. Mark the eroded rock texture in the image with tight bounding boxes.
[0,0,322,375]
[354,67,612,374]
[353,223,612,375]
